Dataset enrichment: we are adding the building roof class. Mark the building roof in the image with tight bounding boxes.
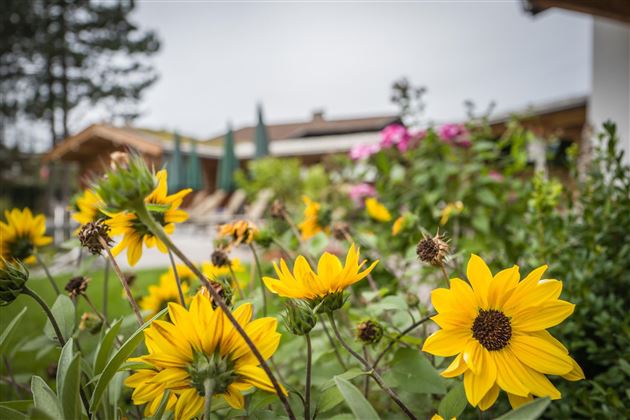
[523,0,630,24]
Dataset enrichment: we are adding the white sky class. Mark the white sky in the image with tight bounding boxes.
[11,0,593,150]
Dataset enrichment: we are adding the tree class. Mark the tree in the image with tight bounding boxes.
[0,0,160,147]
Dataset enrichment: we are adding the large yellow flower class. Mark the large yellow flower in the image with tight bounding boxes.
[107,170,191,266]
[0,208,52,264]
[298,196,325,240]
[218,220,259,246]
[140,274,191,319]
[263,244,378,301]
[125,294,284,420]
[71,189,107,225]
[365,197,392,222]
[422,255,584,411]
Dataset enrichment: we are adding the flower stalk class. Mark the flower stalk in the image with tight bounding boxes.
[203,378,215,420]
[372,314,434,369]
[167,248,187,308]
[249,244,268,316]
[327,313,417,420]
[133,203,296,420]
[35,253,60,295]
[22,287,65,346]
[98,236,143,326]
[304,333,312,420]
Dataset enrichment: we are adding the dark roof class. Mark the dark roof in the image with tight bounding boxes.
[207,113,399,146]
[523,0,630,24]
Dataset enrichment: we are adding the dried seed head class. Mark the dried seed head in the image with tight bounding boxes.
[78,220,113,255]
[416,232,450,266]
[331,222,351,241]
[270,199,286,219]
[211,249,231,268]
[65,276,89,298]
[356,320,384,345]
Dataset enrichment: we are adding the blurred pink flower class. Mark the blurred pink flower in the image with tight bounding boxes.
[380,124,411,150]
[489,170,504,182]
[398,129,426,152]
[437,123,471,148]
[349,143,380,160]
[349,183,376,206]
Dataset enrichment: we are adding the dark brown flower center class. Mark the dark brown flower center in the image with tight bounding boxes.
[471,309,511,351]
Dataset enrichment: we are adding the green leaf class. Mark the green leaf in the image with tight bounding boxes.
[438,382,467,419]
[90,308,167,412]
[495,397,551,420]
[56,339,74,400]
[149,390,171,420]
[94,319,122,374]
[27,406,55,420]
[0,306,27,355]
[31,376,62,420]
[317,386,345,414]
[334,376,380,420]
[390,348,446,394]
[0,405,28,420]
[60,354,82,420]
[0,400,33,412]
[43,295,75,343]
[321,368,368,390]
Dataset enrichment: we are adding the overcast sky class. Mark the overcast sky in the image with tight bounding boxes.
[15,0,591,150]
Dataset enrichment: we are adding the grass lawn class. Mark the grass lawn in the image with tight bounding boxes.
[0,264,165,401]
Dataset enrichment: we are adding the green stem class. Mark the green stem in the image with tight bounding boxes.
[35,253,60,295]
[204,379,215,420]
[228,265,244,300]
[23,287,65,346]
[327,313,417,420]
[304,334,312,420]
[98,236,143,326]
[134,203,296,420]
[249,244,268,316]
[103,259,109,320]
[167,248,187,308]
[320,317,348,370]
[372,314,434,369]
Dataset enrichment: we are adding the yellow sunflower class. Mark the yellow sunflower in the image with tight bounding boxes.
[125,293,285,420]
[422,254,584,411]
[218,220,259,246]
[298,196,325,240]
[263,243,378,302]
[0,208,52,265]
[439,201,464,225]
[124,369,178,417]
[392,216,405,236]
[141,273,191,319]
[365,197,392,222]
[107,170,191,266]
[163,263,197,286]
[71,189,107,226]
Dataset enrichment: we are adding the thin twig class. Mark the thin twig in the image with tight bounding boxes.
[320,317,348,370]
[35,253,60,295]
[23,287,65,346]
[372,314,435,369]
[249,244,268,316]
[98,236,143,326]
[103,258,110,320]
[167,248,187,307]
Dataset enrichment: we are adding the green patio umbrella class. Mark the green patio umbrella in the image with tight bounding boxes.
[254,103,270,158]
[217,125,238,192]
[167,132,184,191]
[186,139,203,191]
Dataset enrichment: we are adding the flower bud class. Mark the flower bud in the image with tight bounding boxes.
[416,232,450,267]
[211,249,231,268]
[312,291,347,314]
[78,220,113,255]
[0,258,29,306]
[282,300,317,336]
[93,153,156,212]
[79,312,102,334]
[356,319,384,345]
[65,276,89,298]
[405,292,420,308]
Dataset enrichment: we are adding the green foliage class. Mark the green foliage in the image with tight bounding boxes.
[528,122,630,418]
[334,376,380,420]
[235,157,304,203]
[496,398,551,420]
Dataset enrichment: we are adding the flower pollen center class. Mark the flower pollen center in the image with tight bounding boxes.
[471,309,511,351]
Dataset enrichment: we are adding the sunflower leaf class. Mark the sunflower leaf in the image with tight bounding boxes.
[43,295,75,344]
[31,376,62,420]
[93,319,122,374]
[438,382,467,419]
[495,397,551,420]
[0,405,27,420]
[0,306,27,355]
[59,354,82,420]
[334,376,380,420]
[89,308,167,412]
[56,338,74,402]
[390,348,446,395]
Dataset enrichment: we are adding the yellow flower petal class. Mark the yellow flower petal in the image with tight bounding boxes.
[423,328,471,357]
[466,254,492,307]
[511,334,573,375]
[510,300,575,332]
[463,347,496,406]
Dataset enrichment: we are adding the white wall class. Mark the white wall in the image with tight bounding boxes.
[589,18,630,165]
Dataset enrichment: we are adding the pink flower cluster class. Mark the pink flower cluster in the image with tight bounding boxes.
[380,123,420,152]
[437,123,472,148]
[349,143,380,160]
[348,183,376,206]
